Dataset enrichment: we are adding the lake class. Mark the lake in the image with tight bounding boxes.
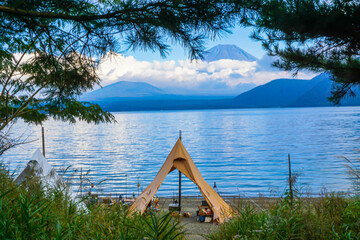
[4,107,360,197]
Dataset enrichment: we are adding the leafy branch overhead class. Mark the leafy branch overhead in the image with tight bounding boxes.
[0,0,237,130]
[240,0,360,104]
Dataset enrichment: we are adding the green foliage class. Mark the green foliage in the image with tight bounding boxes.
[142,211,184,240]
[207,193,360,240]
[239,0,360,104]
[0,163,184,239]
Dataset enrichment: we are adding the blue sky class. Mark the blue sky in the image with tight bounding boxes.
[123,26,266,61]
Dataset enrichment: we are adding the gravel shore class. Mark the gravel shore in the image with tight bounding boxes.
[159,198,218,240]
[159,197,277,240]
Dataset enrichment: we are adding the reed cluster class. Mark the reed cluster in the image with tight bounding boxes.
[207,190,360,239]
[0,164,184,240]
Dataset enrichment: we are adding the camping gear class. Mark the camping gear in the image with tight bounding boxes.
[169,198,180,211]
[198,205,213,223]
[182,212,191,218]
[170,211,180,217]
[169,203,180,211]
[150,196,160,211]
[129,138,233,223]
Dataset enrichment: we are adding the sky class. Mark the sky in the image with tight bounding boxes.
[96,26,316,95]
[123,26,266,61]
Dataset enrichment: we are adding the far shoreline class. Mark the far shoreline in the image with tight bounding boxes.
[106,105,359,114]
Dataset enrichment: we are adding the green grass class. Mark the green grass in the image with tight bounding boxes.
[0,164,184,240]
[206,192,360,239]
[207,155,360,240]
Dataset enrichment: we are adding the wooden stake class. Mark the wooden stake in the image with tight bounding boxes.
[42,126,45,157]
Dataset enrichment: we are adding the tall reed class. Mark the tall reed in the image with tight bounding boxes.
[0,163,184,239]
[207,194,360,239]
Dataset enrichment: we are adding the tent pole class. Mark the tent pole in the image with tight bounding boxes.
[179,170,181,213]
[42,126,45,157]
[178,129,182,213]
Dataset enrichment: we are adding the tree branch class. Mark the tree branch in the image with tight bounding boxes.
[0,3,171,22]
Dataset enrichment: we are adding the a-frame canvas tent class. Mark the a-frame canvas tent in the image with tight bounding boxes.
[129,139,233,223]
[15,149,81,205]
[16,149,61,186]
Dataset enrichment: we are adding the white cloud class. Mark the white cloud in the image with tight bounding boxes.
[97,53,316,95]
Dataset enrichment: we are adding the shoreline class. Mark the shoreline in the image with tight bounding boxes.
[90,196,301,240]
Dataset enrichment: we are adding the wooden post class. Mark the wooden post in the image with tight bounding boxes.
[179,170,181,213]
[288,154,293,207]
[42,126,45,157]
[125,174,128,199]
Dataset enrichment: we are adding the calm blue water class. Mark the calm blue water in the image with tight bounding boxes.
[4,107,360,197]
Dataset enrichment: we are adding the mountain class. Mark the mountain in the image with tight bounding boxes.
[233,78,318,108]
[290,73,333,107]
[82,80,237,102]
[82,73,360,111]
[163,82,256,96]
[291,73,360,107]
[233,73,360,108]
[202,44,257,62]
[81,81,166,101]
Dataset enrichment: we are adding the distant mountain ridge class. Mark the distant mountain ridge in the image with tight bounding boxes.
[82,81,165,101]
[233,73,360,107]
[81,73,360,111]
[291,73,334,107]
[233,73,331,107]
[234,78,315,107]
[202,44,257,62]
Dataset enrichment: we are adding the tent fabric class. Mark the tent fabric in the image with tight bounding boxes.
[129,139,233,223]
[15,149,82,207]
[15,149,61,186]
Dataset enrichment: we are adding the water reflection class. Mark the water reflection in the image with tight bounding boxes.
[5,107,360,197]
